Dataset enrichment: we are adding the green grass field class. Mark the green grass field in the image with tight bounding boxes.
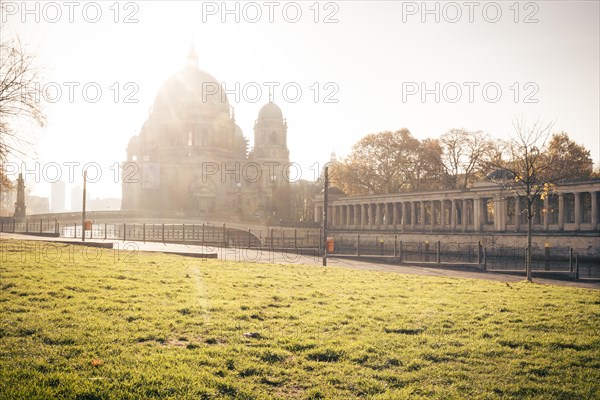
[1,239,599,399]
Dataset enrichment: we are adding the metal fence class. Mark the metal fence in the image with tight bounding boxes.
[484,245,599,279]
[2,218,598,279]
[54,222,322,249]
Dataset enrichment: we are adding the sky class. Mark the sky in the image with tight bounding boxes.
[2,0,599,203]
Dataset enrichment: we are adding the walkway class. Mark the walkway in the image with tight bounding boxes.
[1,233,598,290]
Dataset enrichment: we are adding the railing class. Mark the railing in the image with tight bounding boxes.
[485,245,598,279]
[1,220,598,280]
[0,218,59,235]
[54,222,322,250]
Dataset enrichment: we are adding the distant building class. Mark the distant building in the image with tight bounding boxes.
[25,195,49,215]
[70,186,90,211]
[50,181,66,212]
[121,46,291,222]
[89,197,121,211]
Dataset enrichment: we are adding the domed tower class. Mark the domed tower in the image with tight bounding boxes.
[252,100,289,173]
[250,100,291,220]
[122,46,247,215]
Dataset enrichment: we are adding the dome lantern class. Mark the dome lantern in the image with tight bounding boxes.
[186,42,198,69]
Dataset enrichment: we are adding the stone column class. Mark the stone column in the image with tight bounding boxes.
[359,204,364,228]
[428,201,433,228]
[473,198,481,231]
[441,201,447,229]
[451,199,457,231]
[411,201,416,231]
[460,199,469,232]
[591,191,598,230]
[419,201,425,229]
[384,203,390,227]
[514,197,521,232]
[543,196,550,231]
[347,205,351,227]
[331,206,336,227]
[574,192,581,230]
[494,197,504,232]
[354,205,360,228]
[400,202,406,231]
[386,203,392,226]
[557,193,564,231]
[367,204,373,229]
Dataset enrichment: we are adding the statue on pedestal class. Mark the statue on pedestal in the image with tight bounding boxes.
[13,173,26,220]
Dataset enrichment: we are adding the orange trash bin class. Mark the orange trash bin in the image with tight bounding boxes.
[326,237,334,253]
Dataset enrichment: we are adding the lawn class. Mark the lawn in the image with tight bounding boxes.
[0,239,599,399]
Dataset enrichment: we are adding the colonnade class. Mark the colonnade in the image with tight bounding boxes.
[314,183,600,233]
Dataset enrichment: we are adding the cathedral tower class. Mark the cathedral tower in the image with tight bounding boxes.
[251,100,291,220]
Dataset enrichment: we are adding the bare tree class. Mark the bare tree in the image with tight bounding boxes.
[440,129,496,189]
[0,15,46,215]
[488,117,556,282]
[0,32,46,160]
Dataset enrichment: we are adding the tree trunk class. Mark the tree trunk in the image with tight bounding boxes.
[526,214,533,282]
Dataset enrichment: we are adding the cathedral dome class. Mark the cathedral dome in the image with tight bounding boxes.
[258,101,283,120]
[151,65,231,121]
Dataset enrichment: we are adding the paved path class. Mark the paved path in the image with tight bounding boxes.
[2,233,598,290]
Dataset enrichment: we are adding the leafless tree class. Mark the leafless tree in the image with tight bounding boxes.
[488,117,556,282]
[0,31,46,161]
[440,129,496,189]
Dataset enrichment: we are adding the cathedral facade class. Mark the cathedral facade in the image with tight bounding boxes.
[121,49,291,221]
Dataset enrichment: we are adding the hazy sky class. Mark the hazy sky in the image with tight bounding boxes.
[3,0,599,201]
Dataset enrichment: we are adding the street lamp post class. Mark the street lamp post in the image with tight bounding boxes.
[323,166,329,266]
[81,169,87,242]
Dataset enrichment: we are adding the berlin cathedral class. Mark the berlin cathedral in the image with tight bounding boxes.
[121,47,291,221]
